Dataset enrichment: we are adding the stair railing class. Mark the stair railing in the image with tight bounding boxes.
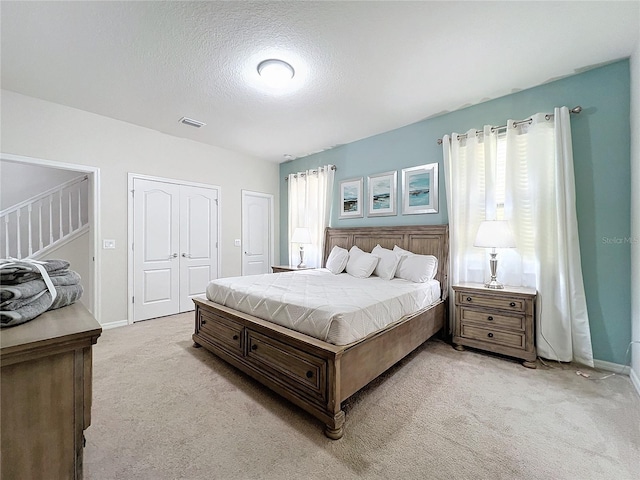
[1,174,89,259]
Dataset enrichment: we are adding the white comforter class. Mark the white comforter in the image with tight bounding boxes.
[205,268,441,345]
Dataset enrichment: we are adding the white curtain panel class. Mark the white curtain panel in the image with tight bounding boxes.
[504,107,593,365]
[287,165,335,268]
[442,126,496,331]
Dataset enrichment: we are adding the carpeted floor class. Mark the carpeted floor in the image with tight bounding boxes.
[84,312,640,480]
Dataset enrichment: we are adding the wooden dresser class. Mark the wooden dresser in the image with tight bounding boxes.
[452,283,537,368]
[1,303,102,480]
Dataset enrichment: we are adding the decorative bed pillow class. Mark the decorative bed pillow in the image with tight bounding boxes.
[393,245,438,283]
[346,246,379,278]
[371,244,401,280]
[325,245,349,274]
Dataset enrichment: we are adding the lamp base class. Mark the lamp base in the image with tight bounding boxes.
[297,246,306,269]
[484,280,505,289]
[297,262,307,269]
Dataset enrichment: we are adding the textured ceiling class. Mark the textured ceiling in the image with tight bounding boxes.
[2,1,639,163]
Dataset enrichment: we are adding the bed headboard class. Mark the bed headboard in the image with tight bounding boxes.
[323,225,449,299]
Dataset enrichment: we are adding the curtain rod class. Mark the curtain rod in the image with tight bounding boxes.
[436,106,582,145]
[284,165,336,181]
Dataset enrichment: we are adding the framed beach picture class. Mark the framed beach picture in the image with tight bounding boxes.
[401,163,439,214]
[367,171,397,217]
[339,177,364,219]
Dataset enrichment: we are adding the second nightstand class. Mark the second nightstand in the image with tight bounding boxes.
[271,265,315,273]
[452,283,537,368]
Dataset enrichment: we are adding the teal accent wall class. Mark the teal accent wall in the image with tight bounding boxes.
[279,60,631,365]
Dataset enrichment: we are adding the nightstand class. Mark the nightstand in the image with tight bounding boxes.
[271,265,315,273]
[452,283,537,368]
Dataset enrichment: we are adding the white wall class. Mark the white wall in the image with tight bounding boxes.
[631,25,640,392]
[1,90,280,325]
[0,161,82,208]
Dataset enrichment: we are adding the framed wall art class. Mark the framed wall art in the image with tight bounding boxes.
[339,177,364,219]
[367,170,397,217]
[401,163,438,214]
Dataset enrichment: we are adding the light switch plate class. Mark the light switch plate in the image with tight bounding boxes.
[103,239,116,249]
[234,239,241,247]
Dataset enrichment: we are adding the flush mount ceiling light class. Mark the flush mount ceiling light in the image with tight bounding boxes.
[257,59,295,88]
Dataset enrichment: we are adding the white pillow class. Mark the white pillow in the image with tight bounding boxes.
[371,244,401,280]
[325,245,349,274]
[346,246,379,278]
[393,246,439,283]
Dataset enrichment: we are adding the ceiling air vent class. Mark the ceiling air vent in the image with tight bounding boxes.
[179,117,206,128]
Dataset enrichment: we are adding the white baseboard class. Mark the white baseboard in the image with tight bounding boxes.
[101,319,128,330]
[593,358,631,375]
[630,368,640,397]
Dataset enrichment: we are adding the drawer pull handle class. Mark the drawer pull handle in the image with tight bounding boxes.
[232,335,239,340]
[510,302,516,307]
[201,320,206,325]
[487,332,494,338]
[251,344,258,351]
[306,371,313,378]
[466,296,472,302]
[487,316,494,321]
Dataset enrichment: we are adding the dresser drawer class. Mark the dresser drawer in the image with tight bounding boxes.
[457,292,526,313]
[460,308,525,331]
[246,330,327,402]
[461,324,525,350]
[198,310,244,357]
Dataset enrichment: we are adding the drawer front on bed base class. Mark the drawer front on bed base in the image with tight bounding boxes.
[197,309,244,357]
[246,330,328,403]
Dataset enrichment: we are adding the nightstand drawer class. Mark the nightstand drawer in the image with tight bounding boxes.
[457,292,526,313]
[461,324,525,349]
[460,308,525,331]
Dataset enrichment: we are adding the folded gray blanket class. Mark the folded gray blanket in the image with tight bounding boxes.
[0,270,81,305]
[0,259,71,284]
[0,284,84,327]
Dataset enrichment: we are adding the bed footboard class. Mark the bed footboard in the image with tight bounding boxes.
[192,297,444,439]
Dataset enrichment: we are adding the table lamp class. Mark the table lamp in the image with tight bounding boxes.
[474,220,516,289]
[291,227,312,268]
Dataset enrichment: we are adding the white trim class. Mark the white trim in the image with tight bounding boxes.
[630,367,640,397]
[1,153,101,322]
[101,319,129,330]
[241,190,275,276]
[127,172,221,324]
[593,358,631,375]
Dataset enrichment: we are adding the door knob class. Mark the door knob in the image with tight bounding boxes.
[170,253,178,258]
[181,253,192,258]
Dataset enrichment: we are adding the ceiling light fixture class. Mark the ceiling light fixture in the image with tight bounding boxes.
[257,59,295,88]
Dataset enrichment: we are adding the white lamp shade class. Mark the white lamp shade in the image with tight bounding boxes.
[291,227,312,244]
[474,221,516,248]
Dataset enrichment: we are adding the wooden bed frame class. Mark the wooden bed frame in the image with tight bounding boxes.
[192,225,449,439]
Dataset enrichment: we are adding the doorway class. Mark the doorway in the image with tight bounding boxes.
[128,174,220,322]
[241,190,274,275]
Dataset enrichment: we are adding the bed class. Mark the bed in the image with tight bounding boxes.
[192,225,449,439]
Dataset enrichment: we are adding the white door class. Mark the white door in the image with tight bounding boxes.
[242,191,273,276]
[133,179,181,321]
[133,178,219,321]
[179,186,218,311]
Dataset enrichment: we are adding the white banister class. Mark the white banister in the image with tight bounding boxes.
[0,175,89,259]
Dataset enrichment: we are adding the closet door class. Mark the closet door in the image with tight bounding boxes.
[132,178,219,321]
[133,178,181,321]
[179,185,218,312]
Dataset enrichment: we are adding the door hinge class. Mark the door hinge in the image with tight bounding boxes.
[132,296,134,304]
[215,198,218,206]
[131,189,135,197]
[131,243,134,251]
